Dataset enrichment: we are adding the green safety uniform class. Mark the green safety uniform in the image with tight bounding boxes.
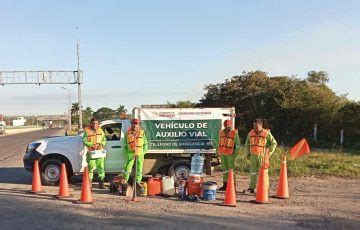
[216,129,240,182]
[82,127,107,181]
[123,128,148,183]
[245,129,277,190]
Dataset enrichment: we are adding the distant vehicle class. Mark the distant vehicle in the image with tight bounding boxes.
[23,107,235,185]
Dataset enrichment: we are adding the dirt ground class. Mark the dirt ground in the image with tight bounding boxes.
[0,129,359,229]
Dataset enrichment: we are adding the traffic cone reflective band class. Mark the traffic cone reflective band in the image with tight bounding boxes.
[55,163,71,199]
[29,160,44,193]
[221,169,237,207]
[75,167,93,204]
[254,166,269,204]
[276,156,289,199]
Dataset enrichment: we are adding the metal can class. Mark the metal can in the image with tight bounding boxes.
[178,177,187,197]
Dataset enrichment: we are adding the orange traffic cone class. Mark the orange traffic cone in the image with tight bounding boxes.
[221,169,237,207]
[252,166,269,204]
[275,156,289,199]
[75,167,93,204]
[55,163,72,199]
[29,160,44,194]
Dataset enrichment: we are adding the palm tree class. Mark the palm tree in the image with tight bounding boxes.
[84,106,93,116]
[83,106,94,125]
[71,103,80,116]
[115,105,127,116]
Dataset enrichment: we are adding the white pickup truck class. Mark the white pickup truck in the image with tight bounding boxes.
[23,107,235,185]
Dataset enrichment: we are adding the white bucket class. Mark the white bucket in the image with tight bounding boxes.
[161,176,175,195]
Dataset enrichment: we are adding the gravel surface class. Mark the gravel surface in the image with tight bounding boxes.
[0,129,359,229]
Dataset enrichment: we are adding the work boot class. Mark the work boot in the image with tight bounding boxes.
[242,188,255,194]
[219,182,227,191]
[99,180,105,189]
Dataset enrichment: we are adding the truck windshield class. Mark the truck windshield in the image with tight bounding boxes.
[103,123,122,141]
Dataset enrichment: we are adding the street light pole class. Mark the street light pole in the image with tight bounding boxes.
[76,26,83,132]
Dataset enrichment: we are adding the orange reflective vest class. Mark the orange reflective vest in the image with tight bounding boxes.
[127,128,145,155]
[218,129,237,155]
[249,129,269,155]
[84,127,104,151]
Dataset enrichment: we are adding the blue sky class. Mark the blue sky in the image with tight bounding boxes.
[0,0,359,115]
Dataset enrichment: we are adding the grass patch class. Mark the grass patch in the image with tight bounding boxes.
[235,147,360,178]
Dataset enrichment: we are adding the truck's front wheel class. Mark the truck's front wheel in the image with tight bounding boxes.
[40,158,62,186]
[168,161,191,186]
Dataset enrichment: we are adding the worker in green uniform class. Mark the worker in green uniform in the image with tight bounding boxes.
[243,118,277,194]
[123,119,148,187]
[216,119,240,191]
[82,117,107,189]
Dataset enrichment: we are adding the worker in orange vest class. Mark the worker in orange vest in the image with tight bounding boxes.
[82,117,107,189]
[216,119,240,191]
[123,119,148,188]
[243,118,277,194]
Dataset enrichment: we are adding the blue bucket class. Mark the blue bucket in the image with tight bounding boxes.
[201,181,217,201]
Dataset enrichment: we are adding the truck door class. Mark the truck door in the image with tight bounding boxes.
[102,123,125,173]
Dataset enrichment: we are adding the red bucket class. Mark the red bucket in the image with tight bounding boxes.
[187,174,203,196]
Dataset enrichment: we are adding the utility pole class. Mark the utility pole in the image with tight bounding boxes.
[76,27,83,132]
[68,88,71,130]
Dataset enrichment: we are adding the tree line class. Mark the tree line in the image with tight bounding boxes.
[198,70,360,149]
[71,104,127,127]
[72,70,359,149]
